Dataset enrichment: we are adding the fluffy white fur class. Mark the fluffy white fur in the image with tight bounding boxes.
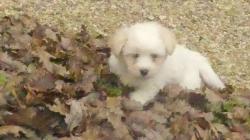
[108,22,225,105]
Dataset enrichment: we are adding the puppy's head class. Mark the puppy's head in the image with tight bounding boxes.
[109,22,176,78]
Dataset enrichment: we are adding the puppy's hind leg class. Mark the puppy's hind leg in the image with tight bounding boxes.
[199,62,225,90]
[180,69,203,90]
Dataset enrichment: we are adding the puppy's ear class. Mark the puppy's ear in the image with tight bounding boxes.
[108,27,128,56]
[159,26,176,55]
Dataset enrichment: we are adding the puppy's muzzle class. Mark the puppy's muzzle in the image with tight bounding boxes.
[140,69,148,76]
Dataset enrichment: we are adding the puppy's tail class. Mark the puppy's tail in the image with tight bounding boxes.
[199,60,225,90]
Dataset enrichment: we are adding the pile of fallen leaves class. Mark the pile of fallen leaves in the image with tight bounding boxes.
[0,15,250,140]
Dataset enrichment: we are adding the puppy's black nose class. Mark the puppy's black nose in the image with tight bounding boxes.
[140,69,148,76]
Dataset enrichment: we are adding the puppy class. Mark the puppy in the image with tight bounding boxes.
[108,22,225,105]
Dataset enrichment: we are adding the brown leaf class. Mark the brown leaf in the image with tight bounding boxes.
[65,99,85,131]
[205,88,225,103]
[45,28,58,42]
[15,34,32,48]
[212,123,230,135]
[58,136,82,140]
[162,84,184,98]
[0,125,39,139]
[75,25,89,43]
[32,24,46,39]
[80,126,101,140]
[232,107,249,121]
[60,37,73,51]
[0,16,12,33]
[28,69,56,92]
[121,97,143,111]
[19,15,37,31]
[46,98,69,116]
[4,107,68,136]
[167,99,198,115]
[226,132,246,140]
[188,92,208,111]
[75,68,97,94]
[192,125,211,140]
[8,22,23,37]
[170,114,190,135]
[88,36,107,49]
[3,75,23,92]
[54,69,96,97]
[68,57,85,80]
[107,113,132,140]
[195,117,210,130]
[106,97,124,114]
[31,47,69,76]
[127,111,154,127]
[0,52,27,73]
[0,90,7,106]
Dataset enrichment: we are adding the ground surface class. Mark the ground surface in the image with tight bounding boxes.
[1,0,250,89]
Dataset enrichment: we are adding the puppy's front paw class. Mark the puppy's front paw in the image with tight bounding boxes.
[129,91,153,105]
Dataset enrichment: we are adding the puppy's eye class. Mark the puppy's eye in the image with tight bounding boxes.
[151,54,158,59]
[132,53,139,59]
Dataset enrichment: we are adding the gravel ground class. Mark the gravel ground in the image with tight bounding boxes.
[1,0,249,90]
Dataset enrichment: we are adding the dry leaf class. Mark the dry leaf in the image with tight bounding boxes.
[0,125,39,139]
[0,52,27,73]
[65,99,85,131]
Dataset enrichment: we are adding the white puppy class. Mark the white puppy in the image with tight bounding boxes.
[108,22,225,105]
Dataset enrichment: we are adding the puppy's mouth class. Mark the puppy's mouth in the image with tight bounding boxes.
[140,74,151,79]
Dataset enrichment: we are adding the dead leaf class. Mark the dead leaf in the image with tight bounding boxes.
[28,69,56,92]
[205,88,224,103]
[4,107,68,135]
[65,99,85,131]
[162,84,184,98]
[227,132,246,140]
[107,112,132,140]
[45,28,58,42]
[75,25,89,43]
[188,92,208,111]
[106,97,123,116]
[0,91,7,106]
[121,97,143,111]
[195,117,210,130]
[232,107,249,121]
[31,47,69,76]
[170,114,190,135]
[60,37,73,51]
[0,52,27,73]
[127,111,154,127]
[46,98,69,116]
[212,123,230,134]
[0,125,39,139]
